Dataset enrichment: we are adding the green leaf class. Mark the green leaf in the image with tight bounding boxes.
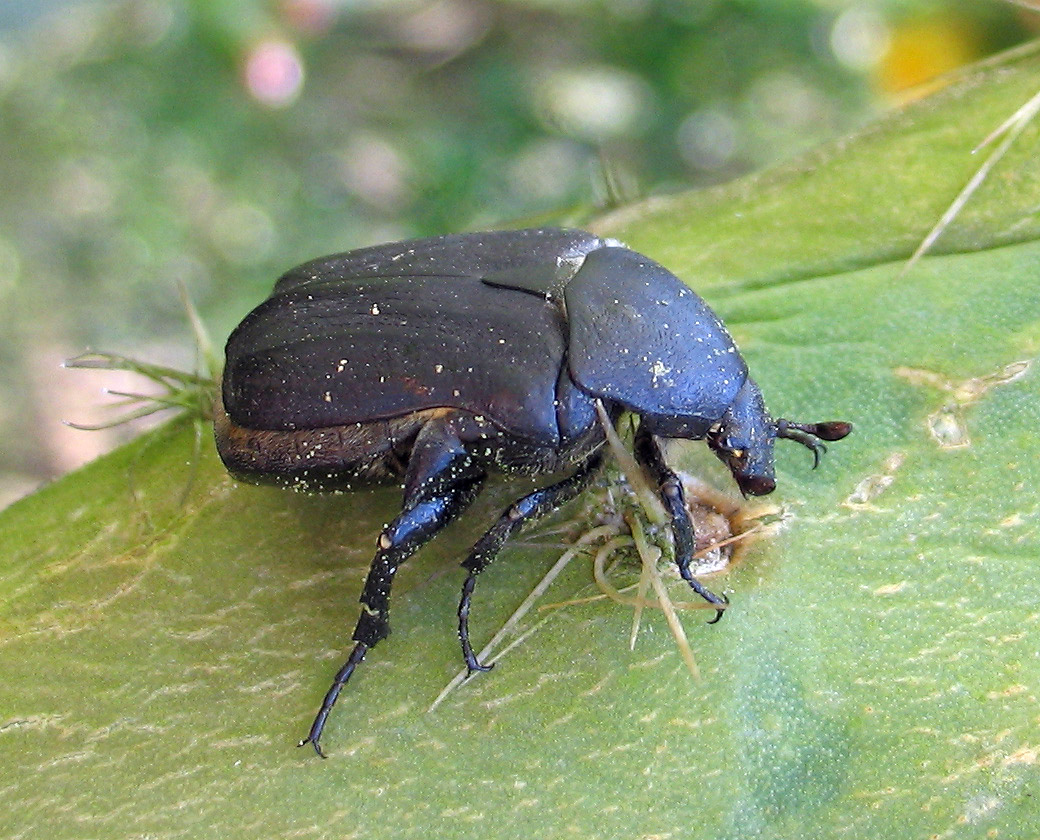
[4,45,1040,839]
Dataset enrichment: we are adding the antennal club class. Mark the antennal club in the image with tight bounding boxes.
[775,420,853,469]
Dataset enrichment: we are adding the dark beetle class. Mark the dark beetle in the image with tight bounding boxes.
[214,227,851,756]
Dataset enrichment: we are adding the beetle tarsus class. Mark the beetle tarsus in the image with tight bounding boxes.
[676,562,728,623]
[458,573,494,674]
[300,640,369,757]
[705,593,729,624]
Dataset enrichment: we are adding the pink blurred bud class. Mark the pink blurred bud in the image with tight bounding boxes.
[244,38,305,107]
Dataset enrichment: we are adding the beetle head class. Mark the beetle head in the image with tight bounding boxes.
[706,378,777,497]
[707,379,852,497]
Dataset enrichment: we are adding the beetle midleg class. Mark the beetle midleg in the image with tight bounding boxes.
[301,414,487,756]
[456,448,606,673]
[633,423,728,622]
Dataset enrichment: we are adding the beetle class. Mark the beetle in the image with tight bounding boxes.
[214,227,851,756]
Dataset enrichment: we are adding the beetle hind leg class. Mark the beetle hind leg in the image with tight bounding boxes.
[633,424,728,622]
[301,416,487,756]
[457,450,605,674]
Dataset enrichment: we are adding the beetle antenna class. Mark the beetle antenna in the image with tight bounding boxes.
[775,419,853,469]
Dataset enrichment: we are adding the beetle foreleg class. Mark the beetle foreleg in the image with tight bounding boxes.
[457,449,605,673]
[633,424,727,623]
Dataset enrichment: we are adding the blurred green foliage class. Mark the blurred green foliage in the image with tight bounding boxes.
[0,0,1033,502]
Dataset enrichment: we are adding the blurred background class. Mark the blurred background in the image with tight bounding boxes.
[1,0,1037,508]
